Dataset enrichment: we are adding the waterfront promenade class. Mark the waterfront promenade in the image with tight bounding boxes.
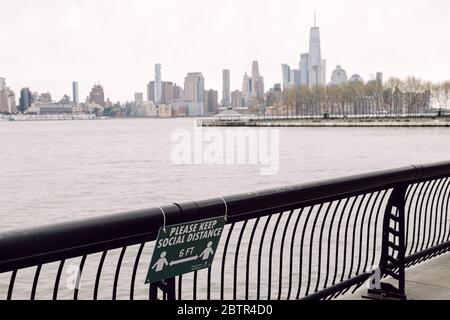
[199,115,450,128]
[344,253,450,300]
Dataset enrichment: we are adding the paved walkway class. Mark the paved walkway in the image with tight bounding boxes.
[344,253,450,300]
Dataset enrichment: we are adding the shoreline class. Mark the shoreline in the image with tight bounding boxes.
[199,117,450,128]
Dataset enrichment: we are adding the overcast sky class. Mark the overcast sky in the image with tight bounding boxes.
[1,0,449,102]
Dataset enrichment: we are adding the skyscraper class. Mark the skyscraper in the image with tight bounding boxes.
[134,92,144,106]
[231,90,242,108]
[282,64,291,90]
[72,81,79,106]
[308,27,326,87]
[251,61,265,100]
[184,73,205,103]
[204,89,218,115]
[147,81,155,102]
[161,82,174,104]
[155,64,162,105]
[376,72,383,86]
[89,84,105,107]
[0,78,17,113]
[222,70,231,107]
[299,53,309,86]
[19,88,32,113]
[242,72,252,101]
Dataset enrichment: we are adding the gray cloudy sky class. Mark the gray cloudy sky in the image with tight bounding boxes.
[1,0,449,102]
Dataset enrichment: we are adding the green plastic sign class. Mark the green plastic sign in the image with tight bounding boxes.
[145,217,226,284]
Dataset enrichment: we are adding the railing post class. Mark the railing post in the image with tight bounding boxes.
[149,278,176,301]
[367,184,408,300]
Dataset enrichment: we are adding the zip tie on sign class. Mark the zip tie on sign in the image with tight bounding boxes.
[219,197,228,222]
[159,207,167,233]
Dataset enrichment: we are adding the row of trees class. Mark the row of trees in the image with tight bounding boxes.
[266,77,450,118]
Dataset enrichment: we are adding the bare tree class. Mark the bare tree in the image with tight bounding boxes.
[432,81,450,112]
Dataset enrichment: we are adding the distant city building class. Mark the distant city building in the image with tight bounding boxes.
[330,65,348,85]
[349,74,364,83]
[298,13,326,87]
[154,64,162,105]
[161,82,174,104]
[39,92,53,103]
[72,81,79,106]
[147,81,155,102]
[0,77,17,113]
[376,72,383,86]
[204,89,218,115]
[135,101,158,117]
[266,84,283,107]
[158,104,172,118]
[299,53,309,86]
[186,102,203,117]
[28,103,73,115]
[222,69,231,107]
[242,72,252,101]
[290,69,301,87]
[134,92,144,106]
[19,88,32,113]
[308,26,326,87]
[184,72,205,114]
[173,85,184,101]
[251,61,265,101]
[231,90,242,108]
[282,64,291,90]
[89,84,105,107]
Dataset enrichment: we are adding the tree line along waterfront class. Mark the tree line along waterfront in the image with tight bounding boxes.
[264,77,450,118]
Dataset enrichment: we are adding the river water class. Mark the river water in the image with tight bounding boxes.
[1,119,449,299]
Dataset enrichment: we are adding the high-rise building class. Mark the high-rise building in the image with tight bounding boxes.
[7,90,17,113]
[134,92,144,106]
[72,81,79,106]
[19,88,32,113]
[0,78,17,113]
[173,85,184,101]
[184,73,205,115]
[184,73,205,103]
[308,26,326,87]
[330,65,348,85]
[161,82,174,104]
[299,53,309,86]
[0,91,8,113]
[0,78,8,113]
[222,70,231,107]
[298,12,326,88]
[376,72,383,86]
[251,61,265,100]
[242,72,252,100]
[231,90,242,108]
[204,89,218,115]
[147,81,155,102]
[282,64,291,90]
[154,64,162,105]
[89,84,105,107]
[290,69,301,87]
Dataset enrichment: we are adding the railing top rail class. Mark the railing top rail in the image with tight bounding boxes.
[1,160,450,273]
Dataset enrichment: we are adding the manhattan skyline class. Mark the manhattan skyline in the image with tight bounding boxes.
[1,0,449,102]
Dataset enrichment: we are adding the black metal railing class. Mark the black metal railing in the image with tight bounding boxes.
[1,161,450,300]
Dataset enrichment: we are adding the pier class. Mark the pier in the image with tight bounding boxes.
[198,114,450,128]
